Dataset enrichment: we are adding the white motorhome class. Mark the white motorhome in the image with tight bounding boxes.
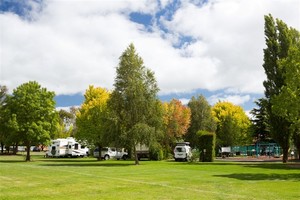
[46,137,89,158]
[174,142,192,161]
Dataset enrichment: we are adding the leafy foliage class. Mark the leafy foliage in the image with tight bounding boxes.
[212,101,251,147]
[108,44,162,165]
[260,14,299,162]
[161,99,191,155]
[197,130,216,162]
[185,95,216,148]
[271,27,300,159]
[0,85,8,153]
[5,81,57,161]
[250,98,270,141]
[76,85,110,159]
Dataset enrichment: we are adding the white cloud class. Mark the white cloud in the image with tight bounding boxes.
[208,94,251,106]
[178,98,190,105]
[56,106,80,112]
[1,0,299,98]
[161,0,300,93]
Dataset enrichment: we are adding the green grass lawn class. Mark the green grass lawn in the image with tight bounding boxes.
[0,154,299,200]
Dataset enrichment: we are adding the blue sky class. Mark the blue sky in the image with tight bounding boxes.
[1,0,299,114]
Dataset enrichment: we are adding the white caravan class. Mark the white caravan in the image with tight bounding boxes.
[46,137,89,158]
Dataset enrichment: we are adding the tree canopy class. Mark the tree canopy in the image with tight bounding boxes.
[212,101,251,148]
[271,26,300,159]
[76,85,110,159]
[250,98,270,142]
[161,99,191,153]
[0,85,8,153]
[5,81,57,161]
[185,95,216,148]
[260,14,299,162]
[108,44,162,165]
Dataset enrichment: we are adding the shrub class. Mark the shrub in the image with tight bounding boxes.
[197,130,216,162]
[149,143,164,160]
[190,149,200,162]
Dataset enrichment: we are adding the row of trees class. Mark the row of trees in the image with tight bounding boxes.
[73,44,251,164]
[2,15,298,163]
[251,14,300,163]
[0,44,251,163]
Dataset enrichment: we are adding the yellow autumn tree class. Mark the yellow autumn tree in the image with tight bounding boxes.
[76,85,110,160]
[212,101,251,147]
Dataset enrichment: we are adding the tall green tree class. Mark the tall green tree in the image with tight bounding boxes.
[271,29,300,159]
[6,81,57,161]
[108,44,162,165]
[0,87,20,154]
[76,85,110,160]
[0,85,8,153]
[185,95,216,148]
[212,101,251,148]
[262,14,298,162]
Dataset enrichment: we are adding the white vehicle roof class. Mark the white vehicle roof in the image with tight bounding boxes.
[176,142,190,146]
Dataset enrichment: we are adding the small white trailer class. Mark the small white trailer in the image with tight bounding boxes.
[46,137,89,158]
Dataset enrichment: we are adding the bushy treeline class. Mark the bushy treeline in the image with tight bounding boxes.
[0,44,252,163]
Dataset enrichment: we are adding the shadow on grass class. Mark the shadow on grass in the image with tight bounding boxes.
[214,173,300,181]
[243,163,300,170]
[40,163,134,167]
[174,160,300,170]
[38,158,135,167]
[0,160,26,163]
[0,156,135,167]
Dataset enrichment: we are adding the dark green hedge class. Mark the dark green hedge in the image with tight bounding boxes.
[149,143,164,160]
[197,130,216,162]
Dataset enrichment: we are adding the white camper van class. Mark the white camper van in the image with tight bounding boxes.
[174,142,192,161]
[46,137,89,158]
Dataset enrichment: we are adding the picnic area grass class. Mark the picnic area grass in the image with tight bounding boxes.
[0,154,299,200]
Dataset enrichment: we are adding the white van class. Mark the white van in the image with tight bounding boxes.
[174,142,192,161]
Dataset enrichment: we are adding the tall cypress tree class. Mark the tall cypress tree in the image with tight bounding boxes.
[262,14,294,163]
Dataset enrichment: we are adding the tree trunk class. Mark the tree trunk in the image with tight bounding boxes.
[134,146,139,165]
[13,143,18,155]
[26,144,31,161]
[297,144,300,160]
[282,147,288,163]
[97,145,102,161]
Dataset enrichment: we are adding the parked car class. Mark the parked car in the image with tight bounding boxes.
[116,148,129,160]
[174,142,192,161]
[94,147,128,160]
[32,146,41,152]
